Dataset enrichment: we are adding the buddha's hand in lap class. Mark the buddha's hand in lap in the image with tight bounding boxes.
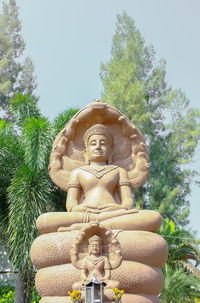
[71,205,101,214]
[71,204,138,214]
[96,204,138,213]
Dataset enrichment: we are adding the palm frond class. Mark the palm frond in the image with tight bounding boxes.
[53,108,79,134]
[161,264,200,303]
[8,163,52,272]
[177,261,200,279]
[169,242,199,263]
[22,117,54,172]
[0,120,24,178]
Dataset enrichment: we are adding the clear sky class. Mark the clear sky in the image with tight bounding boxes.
[13,0,200,236]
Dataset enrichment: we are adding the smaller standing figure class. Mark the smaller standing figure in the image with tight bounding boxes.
[72,235,119,291]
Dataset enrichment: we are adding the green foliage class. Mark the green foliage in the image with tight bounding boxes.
[0,283,40,303]
[54,108,79,134]
[0,92,78,301]
[0,119,22,238]
[0,119,23,175]
[102,13,200,296]
[158,219,200,302]
[0,0,37,118]
[100,11,200,225]
[100,11,168,133]
[161,264,200,303]
[9,94,40,124]
[31,286,40,303]
[159,219,200,273]
[6,112,55,274]
[8,164,51,272]
[0,289,14,303]
[22,117,54,172]
[0,281,15,303]
[166,89,200,164]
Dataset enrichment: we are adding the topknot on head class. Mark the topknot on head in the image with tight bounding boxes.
[83,124,113,148]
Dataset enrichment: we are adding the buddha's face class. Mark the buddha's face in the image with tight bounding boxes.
[89,241,101,255]
[86,134,110,163]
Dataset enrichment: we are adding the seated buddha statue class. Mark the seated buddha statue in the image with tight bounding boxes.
[32,102,166,303]
[72,235,119,290]
[36,123,161,234]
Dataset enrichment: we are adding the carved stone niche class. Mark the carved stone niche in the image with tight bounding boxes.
[70,222,122,302]
[70,221,122,270]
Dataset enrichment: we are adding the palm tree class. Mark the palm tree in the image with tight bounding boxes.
[0,94,78,303]
[158,219,200,302]
[159,218,199,276]
[161,264,200,303]
[0,119,23,239]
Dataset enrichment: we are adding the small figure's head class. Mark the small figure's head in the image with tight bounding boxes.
[83,124,113,164]
[88,235,103,255]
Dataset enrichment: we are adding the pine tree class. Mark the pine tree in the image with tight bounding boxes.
[0,0,37,118]
[100,11,200,225]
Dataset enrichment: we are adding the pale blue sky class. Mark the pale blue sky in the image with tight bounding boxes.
[14,0,200,235]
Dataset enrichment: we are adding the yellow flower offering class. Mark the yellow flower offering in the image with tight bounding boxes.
[67,290,81,303]
[112,288,125,302]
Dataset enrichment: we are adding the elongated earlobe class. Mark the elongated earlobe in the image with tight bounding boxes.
[108,148,113,165]
[84,149,90,164]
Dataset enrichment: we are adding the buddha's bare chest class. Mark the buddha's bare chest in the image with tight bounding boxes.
[78,165,119,189]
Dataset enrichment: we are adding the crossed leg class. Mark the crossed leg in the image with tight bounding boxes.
[36,210,162,234]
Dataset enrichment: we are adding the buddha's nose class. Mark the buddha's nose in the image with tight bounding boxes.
[96,142,101,149]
